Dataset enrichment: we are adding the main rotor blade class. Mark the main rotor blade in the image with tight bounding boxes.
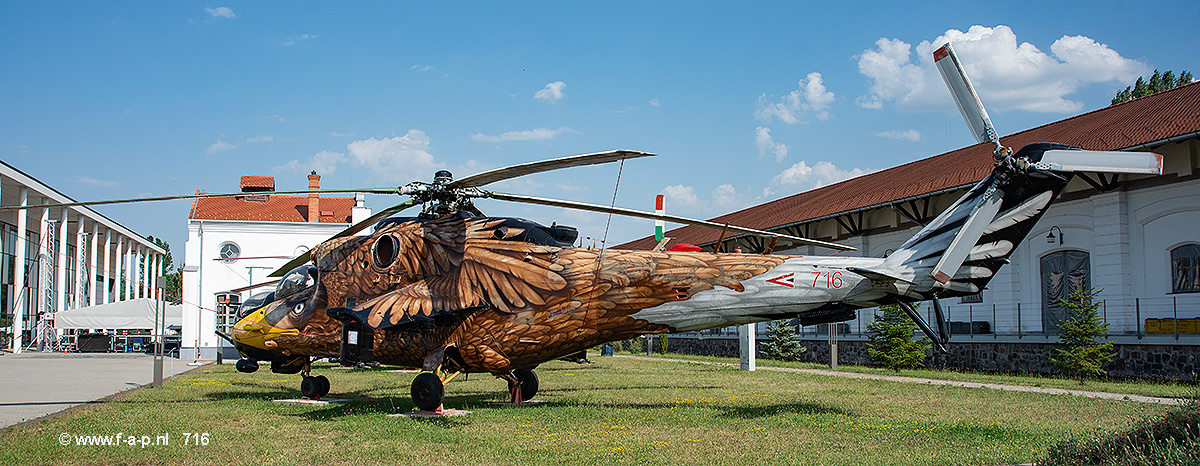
[1035,150,1164,175]
[486,191,855,251]
[933,43,1000,149]
[267,199,420,277]
[0,187,401,211]
[450,150,655,189]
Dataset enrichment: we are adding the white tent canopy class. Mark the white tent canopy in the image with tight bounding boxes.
[55,298,182,330]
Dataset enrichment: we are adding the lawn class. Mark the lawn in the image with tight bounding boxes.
[0,356,1174,465]
[632,352,1196,399]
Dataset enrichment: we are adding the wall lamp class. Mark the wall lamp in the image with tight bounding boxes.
[1046,226,1063,245]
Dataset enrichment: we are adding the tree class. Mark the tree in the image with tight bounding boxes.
[760,320,807,361]
[866,304,930,371]
[761,321,803,360]
[145,235,181,301]
[1050,287,1115,385]
[1112,69,1195,104]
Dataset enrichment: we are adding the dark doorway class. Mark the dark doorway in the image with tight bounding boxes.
[1040,250,1091,333]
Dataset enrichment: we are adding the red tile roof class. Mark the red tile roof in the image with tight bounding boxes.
[189,193,355,223]
[240,175,275,191]
[620,81,1200,249]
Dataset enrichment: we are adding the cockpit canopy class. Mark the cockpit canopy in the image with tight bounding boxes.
[276,264,317,300]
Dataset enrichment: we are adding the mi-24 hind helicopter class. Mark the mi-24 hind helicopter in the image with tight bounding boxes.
[11,43,1163,412]
[223,42,1162,412]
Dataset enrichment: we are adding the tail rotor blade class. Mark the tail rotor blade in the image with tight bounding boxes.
[934,43,1001,149]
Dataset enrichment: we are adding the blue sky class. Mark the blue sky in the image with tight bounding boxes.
[2,2,1197,266]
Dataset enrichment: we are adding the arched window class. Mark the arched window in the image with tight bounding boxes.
[1172,244,1200,293]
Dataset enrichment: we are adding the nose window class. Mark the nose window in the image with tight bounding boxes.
[276,265,317,299]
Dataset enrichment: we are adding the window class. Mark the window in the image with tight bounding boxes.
[218,242,240,262]
[1172,244,1200,293]
[215,293,241,336]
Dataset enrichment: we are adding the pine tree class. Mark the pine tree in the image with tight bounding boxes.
[1112,69,1194,104]
[760,320,807,361]
[1050,287,1115,385]
[866,304,930,371]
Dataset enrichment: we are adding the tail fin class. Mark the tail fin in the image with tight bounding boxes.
[883,143,1162,298]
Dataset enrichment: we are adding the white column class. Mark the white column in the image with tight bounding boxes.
[56,209,67,313]
[114,236,123,302]
[125,241,134,300]
[75,215,85,309]
[12,188,28,353]
[141,247,149,298]
[102,230,112,304]
[1093,191,1133,333]
[38,207,49,324]
[88,223,98,306]
[151,255,159,300]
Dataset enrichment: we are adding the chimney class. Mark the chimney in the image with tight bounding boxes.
[307,171,320,223]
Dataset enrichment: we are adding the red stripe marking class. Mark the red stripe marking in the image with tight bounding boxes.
[933,45,950,62]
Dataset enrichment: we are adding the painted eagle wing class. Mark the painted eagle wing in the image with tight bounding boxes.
[353,218,569,328]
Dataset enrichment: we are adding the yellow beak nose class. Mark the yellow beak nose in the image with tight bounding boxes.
[232,307,300,351]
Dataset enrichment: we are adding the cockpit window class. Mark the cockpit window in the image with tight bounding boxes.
[276,265,317,299]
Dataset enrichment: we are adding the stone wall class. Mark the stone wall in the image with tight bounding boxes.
[664,336,1200,382]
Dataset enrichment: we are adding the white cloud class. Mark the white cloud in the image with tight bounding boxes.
[205,7,236,19]
[857,25,1148,113]
[330,131,354,137]
[281,33,317,46]
[771,160,867,191]
[534,81,566,102]
[754,126,789,161]
[649,99,661,108]
[755,72,835,124]
[266,115,287,123]
[246,134,274,143]
[471,126,579,143]
[411,64,433,72]
[875,129,921,142]
[206,139,236,155]
[662,184,700,209]
[275,130,444,185]
[73,176,120,188]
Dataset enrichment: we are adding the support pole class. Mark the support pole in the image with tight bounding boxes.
[739,323,756,371]
[12,188,28,353]
[827,323,837,369]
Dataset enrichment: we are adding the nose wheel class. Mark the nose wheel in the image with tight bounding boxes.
[298,359,331,399]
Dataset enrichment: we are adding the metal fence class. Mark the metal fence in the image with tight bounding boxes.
[684,294,1200,341]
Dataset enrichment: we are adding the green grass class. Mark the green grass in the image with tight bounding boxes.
[633,352,1196,399]
[0,357,1172,465]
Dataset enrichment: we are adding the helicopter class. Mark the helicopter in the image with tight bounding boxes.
[10,43,1164,412]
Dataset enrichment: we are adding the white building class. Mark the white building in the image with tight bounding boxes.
[0,160,167,353]
[623,81,1200,345]
[181,172,369,360]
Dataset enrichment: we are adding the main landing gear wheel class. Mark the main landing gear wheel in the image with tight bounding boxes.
[301,375,330,399]
[411,373,445,412]
[508,369,538,403]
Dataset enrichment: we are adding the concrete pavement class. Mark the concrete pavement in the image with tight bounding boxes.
[0,352,201,429]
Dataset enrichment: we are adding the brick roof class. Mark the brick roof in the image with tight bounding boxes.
[620,81,1200,249]
[189,193,355,223]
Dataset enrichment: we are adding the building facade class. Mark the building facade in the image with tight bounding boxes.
[0,160,167,353]
[182,172,370,360]
[621,82,1200,376]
